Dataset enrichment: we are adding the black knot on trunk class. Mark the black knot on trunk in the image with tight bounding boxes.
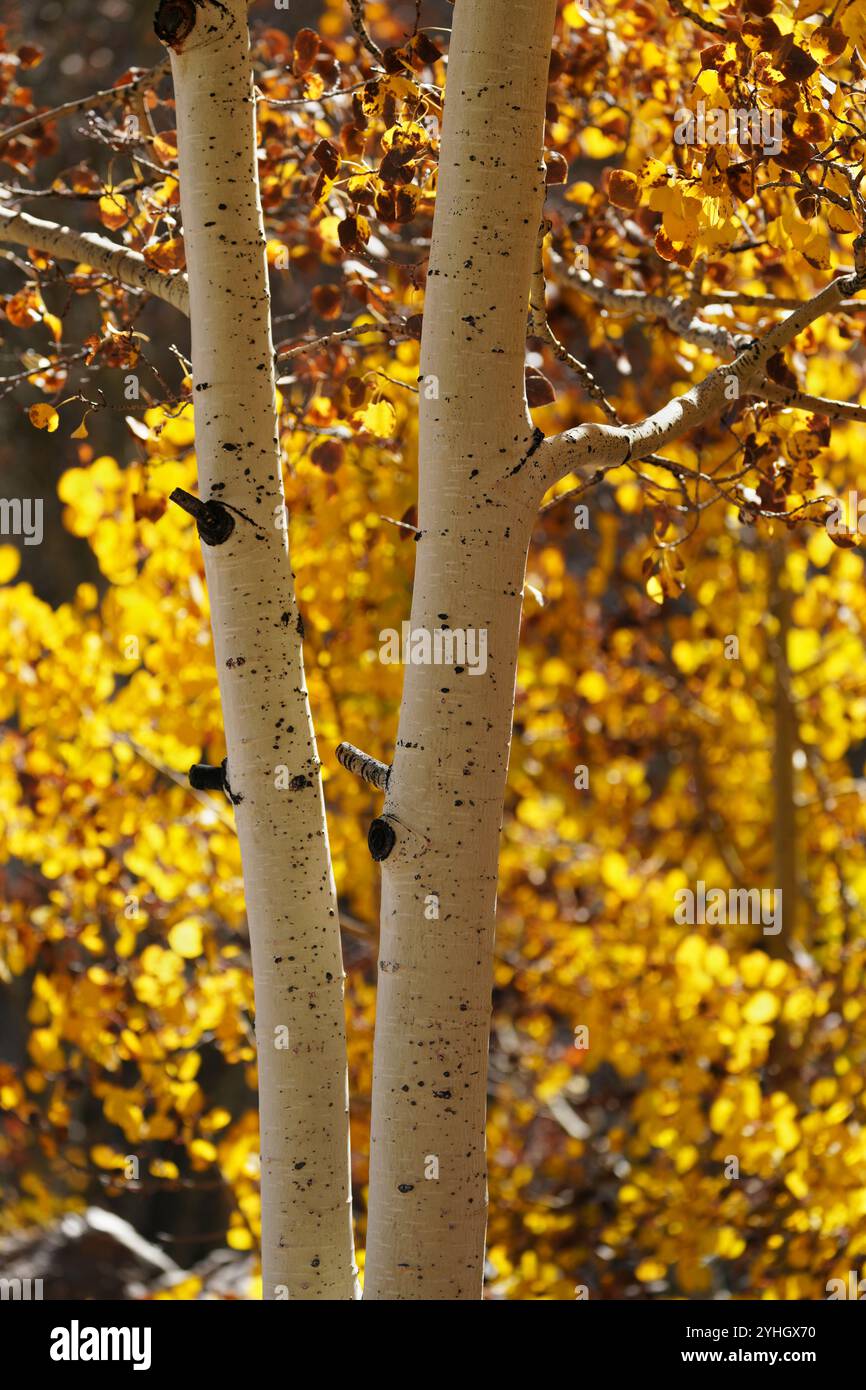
[169,488,235,546]
[368,817,397,863]
[188,759,227,793]
[154,0,198,47]
[188,757,243,805]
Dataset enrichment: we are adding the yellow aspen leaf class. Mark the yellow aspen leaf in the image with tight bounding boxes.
[98,190,132,231]
[562,1,586,26]
[743,990,780,1024]
[716,1228,746,1259]
[42,310,63,343]
[91,1145,125,1169]
[785,1171,809,1199]
[646,573,665,604]
[0,546,21,583]
[189,1137,218,1164]
[168,918,204,959]
[28,402,59,432]
[227,1226,254,1250]
[358,399,396,437]
[142,236,186,272]
[576,670,607,702]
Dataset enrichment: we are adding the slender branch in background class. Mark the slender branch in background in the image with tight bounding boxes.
[687,732,748,887]
[348,0,384,63]
[666,0,727,37]
[275,320,396,363]
[691,287,866,312]
[112,733,236,829]
[530,224,621,423]
[567,264,738,356]
[258,80,369,109]
[760,381,866,423]
[768,537,799,962]
[0,63,169,152]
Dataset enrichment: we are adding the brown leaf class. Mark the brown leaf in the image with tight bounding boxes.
[780,43,818,81]
[311,439,345,474]
[313,138,340,180]
[525,367,556,408]
[545,151,569,186]
[312,284,343,320]
[774,136,815,172]
[608,169,639,211]
[412,34,442,66]
[293,28,320,74]
[133,493,167,523]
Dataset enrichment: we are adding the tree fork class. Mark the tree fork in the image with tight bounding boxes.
[156,0,356,1298]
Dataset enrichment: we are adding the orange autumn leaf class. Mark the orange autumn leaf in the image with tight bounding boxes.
[28,402,59,431]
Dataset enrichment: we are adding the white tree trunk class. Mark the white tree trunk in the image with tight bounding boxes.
[157,0,355,1299]
[363,0,558,1300]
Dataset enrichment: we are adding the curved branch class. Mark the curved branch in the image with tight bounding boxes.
[568,265,738,356]
[0,205,189,313]
[349,0,384,62]
[542,269,866,487]
[667,0,727,37]
[760,381,866,423]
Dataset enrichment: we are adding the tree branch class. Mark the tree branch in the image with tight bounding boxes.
[0,205,189,312]
[667,0,727,37]
[760,381,866,423]
[542,269,866,488]
[348,1,384,62]
[530,224,621,422]
[568,265,738,356]
[336,741,391,791]
[0,63,169,153]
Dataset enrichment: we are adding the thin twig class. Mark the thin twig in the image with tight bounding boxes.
[0,63,169,152]
[348,1,385,63]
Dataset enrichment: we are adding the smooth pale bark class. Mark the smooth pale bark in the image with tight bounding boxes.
[157,0,355,1299]
[363,0,558,1300]
[0,206,189,311]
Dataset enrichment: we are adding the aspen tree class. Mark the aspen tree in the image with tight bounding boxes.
[154,0,355,1299]
[356,0,866,1299]
[361,0,561,1301]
